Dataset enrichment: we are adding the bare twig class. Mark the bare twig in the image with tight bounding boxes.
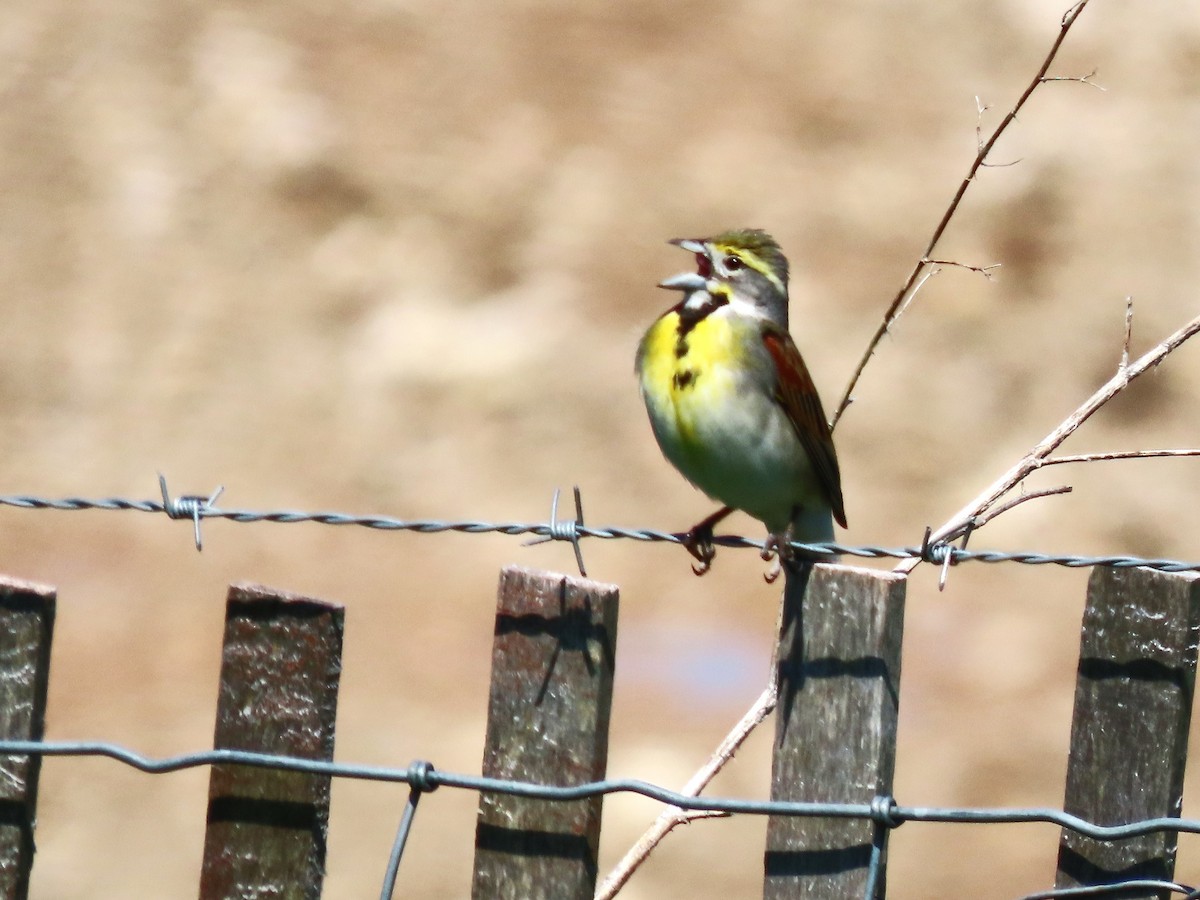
[922,258,1002,279]
[1121,296,1134,371]
[936,484,1075,569]
[974,95,989,155]
[980,156,1024,170]
[831,0,1092,428]
[970,484,1074,529]
[1040,68,1106,91]
[897,309,1200,574]
[1037,449,1200,468]
[891,265,940,326]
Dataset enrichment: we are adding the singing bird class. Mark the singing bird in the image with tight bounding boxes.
[635,229,846,575]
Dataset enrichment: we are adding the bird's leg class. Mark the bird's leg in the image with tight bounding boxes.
[764,510,838,582]
[763,515,819,583]
[681,506,734,576]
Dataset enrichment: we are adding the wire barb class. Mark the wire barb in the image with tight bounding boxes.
[918,524,974,591]
[523,486,588,577]
[158,474,224,552]
[942,520,975,590]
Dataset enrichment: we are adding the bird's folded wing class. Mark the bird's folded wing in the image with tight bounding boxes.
[762,326,847,528]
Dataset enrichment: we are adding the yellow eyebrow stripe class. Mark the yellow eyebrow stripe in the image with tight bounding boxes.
[713,244,786,294]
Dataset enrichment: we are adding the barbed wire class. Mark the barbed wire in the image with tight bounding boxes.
[1,477,1199,581]
[1,738,1196,900]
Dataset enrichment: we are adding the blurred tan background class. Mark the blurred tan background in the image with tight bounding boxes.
[3,0,1200,896]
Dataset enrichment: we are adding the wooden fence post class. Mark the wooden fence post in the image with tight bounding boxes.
[1055,566,1200,895]
[763,563,907,900]
[198,582,344,900]
[471,566,619,900]
[0,576,55,900]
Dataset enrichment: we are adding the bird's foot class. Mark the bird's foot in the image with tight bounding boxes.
[761,534,788,583]
[683,523,718,576]
[680,506,734,576]
[762,523,836,582]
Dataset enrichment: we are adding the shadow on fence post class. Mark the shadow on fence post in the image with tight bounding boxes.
[471,565,619,900]
[0,576,55,900]
[1056,566,1200,896]
[763,563,907,900]
[198,582,344,900]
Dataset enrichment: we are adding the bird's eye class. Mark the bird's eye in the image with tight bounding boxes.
[724,254,744,271]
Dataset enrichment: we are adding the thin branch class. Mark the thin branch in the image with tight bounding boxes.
[1121,296,1134,372]
[936,484,1072,587]
[898,308,1200,574]
[980,156,1025,169]
[831,0,1092,428]
[970,484,1073,529]
[1036,449,1200,468]
[922,258,1002,279]
[974,95,989,156]
[1040,68,1106,91]
[891,266,940,325]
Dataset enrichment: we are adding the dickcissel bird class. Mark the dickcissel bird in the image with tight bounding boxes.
[635,228,846,576]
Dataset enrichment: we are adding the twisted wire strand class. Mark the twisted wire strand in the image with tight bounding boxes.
[2,490,1199,574]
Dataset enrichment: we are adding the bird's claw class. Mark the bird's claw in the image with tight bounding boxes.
[678,506,733,576]
[761,535,785,583]
[683,524,718,577]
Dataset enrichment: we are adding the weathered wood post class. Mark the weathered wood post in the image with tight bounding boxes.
[0,575,55,900]
[1055,567,1200,896]
[198,582,344,900]
[472,566,619,900]
[763,563,907,899]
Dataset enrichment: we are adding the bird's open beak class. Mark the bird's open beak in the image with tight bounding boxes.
[668,238,706,254]
[657,271,708,292]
